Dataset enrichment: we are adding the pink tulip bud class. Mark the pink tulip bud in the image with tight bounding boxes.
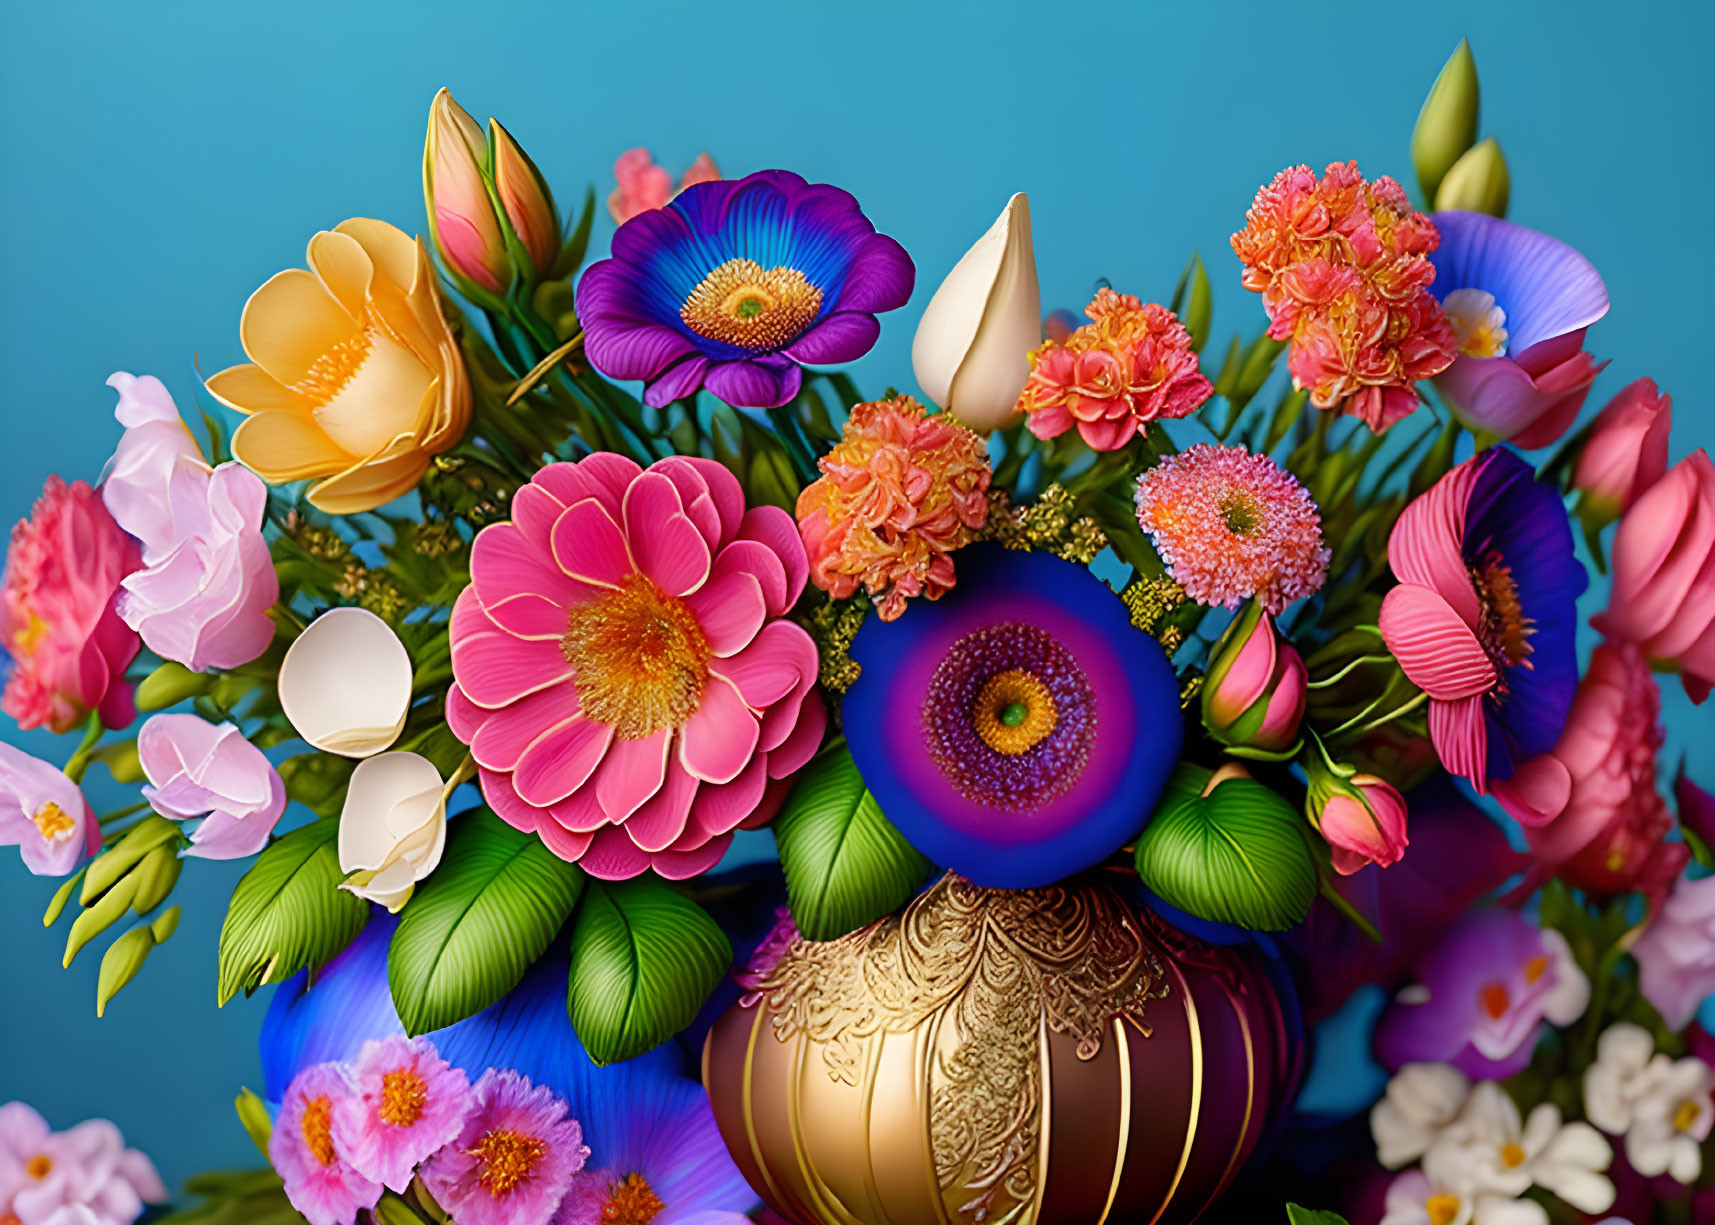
[424,88,510,293]
[1306,749,1409,874]
[1573,377,1673,525]
[1202,603,1307,752]
[489,118,560,280]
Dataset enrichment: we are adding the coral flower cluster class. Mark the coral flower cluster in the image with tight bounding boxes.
[1133,444,1330,614]
[795,396,991,621]
[1231,161,1458,432]
[1017,288,1213,450]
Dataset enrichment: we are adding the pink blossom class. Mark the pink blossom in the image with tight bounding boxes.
[419,1069,587,1225]
[0,477,140,733]
[0,744,97,877]
[333,1037,473,1193]
[1574,378,1673,524]
[0,1101,166,1225]
[1592,449,1715,704]
[608,149,720,225]
[1317,775,1410,875]
[101,374,279,673]
[1633,873,1715,1030]
[270,1063,381,1225]
[448,454,825,880]
[137,713,285,859]
[1201,604,1306,752]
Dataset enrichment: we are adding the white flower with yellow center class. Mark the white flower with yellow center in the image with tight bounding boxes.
[1372,1063,1472,1169]
[1434,1082,1615,1214]
[1380,1144,1543,1225]
[1442,287,1509,358]
[1584,1021,1715,1185]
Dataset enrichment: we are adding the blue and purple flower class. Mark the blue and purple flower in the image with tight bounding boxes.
[577,169,914,410]
[1379,447,1586,793]
[842,543,1182,888]
[1429,210,1609,448]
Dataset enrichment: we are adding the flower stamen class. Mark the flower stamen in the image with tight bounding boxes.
[563,576,711,740]
[680,259,821,351]
[469,1128,549,1197]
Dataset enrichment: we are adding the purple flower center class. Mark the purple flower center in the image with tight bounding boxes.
[920,621,1096,811]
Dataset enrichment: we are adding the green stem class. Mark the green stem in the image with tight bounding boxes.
[1305,654,1396,689]
[62,714,104,783]
[1327,689,1428,739]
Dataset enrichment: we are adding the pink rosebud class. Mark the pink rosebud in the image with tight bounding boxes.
[1592,449,1715,703]
[1201,603,1306,752]
[1574,377,1673,525]
[490,118,560,281]
[1306,748,1409,874]
[0,476,140,733]
[425,88,510,293]
[0,743,98,876]
[138,713,286,859]
[1633,871,1715,1029]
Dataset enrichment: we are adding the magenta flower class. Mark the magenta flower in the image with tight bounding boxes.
[578,169,913,409]
[1374,908,1589,1079]
[447,453,825,880]
[137,714,286,860]
[0,1101,168,1225]
[332,1036,473,1194]
[270,1063,380,1225]
[0,743,98,877]
[1429,211,1610,448]
[102,373,279,673]
[419,1069,588,1225]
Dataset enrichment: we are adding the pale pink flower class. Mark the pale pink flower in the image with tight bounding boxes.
[333,1037,473,1193]
[1633,874,1715,1030]
[419,1069,587,1225]
[271,1064,381,1225]
[1317,774,1410,875]
[0,1101,166,1225]
[447,454,824,880]
[608,149,720,225]
[137,713,286,860]
[0,744,97,877]
[101,373,279,673]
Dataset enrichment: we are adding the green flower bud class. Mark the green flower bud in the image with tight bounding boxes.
[135,661,212,712]
[1435,137,1510,218]
[96,926,157,1017]
[1412,39,1481,203]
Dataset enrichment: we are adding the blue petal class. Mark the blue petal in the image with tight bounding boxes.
[1430,211,1608,355]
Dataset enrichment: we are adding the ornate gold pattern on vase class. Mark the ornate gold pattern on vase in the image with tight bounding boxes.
[703,874,1301,1225]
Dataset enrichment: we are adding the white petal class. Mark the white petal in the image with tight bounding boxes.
[1471,1194,1546,1225]
[1541,929,1591,1025]
[278,607,413,757]
[338,752,445,872]
[1668,1135,1703,1184]
[910,192,1040,432]
[342,858,418,912]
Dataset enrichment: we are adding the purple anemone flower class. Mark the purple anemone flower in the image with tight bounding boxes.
[577,170,914,410]
[1428,210,1610,448]
[1373,908,1589,1079]
[842,543,1182,888]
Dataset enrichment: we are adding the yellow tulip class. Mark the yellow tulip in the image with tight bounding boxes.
[206,218,472,515]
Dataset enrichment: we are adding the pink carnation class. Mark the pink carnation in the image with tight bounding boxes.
[448,454,825,879]
[271,1064,381,1225]
[333,1036,473,1194]
[0,477,140,733]
[419,1069,587,1225]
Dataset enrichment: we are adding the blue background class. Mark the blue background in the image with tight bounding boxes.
[1,0,1712,1193]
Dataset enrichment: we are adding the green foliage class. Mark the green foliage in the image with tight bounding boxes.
[568,877,731,1064]
[773,744,931,940]
[278,751,356,818]
[388,809,585,1035]
[1286,1206,1351,1225]
[152,1168,304,1225]
[1134,764,1316,931]
[218,817,369,1005]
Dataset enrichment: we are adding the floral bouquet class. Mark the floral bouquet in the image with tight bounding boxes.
[4,37,1714,1225]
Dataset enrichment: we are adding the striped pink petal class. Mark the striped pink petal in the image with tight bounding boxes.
[1379,584,1497,700]
[1428,694,1489,791]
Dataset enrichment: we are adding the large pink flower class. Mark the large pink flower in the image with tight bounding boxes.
[0,477,140,733]
[0,1102,166,1225]
[448,453,824,880]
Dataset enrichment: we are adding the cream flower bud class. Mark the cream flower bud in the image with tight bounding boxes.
[911,193,1041,432]
[337,751,448,912]
[277,608,413,758]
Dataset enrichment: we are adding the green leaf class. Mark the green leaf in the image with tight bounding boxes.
[96,927,157,1017]
[1184,253,1212,353]
[774,745,930,940]
[568,877,731,1064]
[1134,765,1316,931]
[217,818,369,1005]
[1286,1207,1350,1225]
[388,809,585,1035]
[278,752,356,818]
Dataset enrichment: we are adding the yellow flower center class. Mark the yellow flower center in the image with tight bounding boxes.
[679,259,822,351]
[32,802,75,844]
[13,611,49,655]
[1426,1192,1463,1225]
[1675,1098,1704,1132]
[563,575,711,741]
[1500,1142,1527,1169]
[301,1095,338,1167]
[294,310,433,458]
[469,1128,548,1197]
[971,670,1058,755]
[1524,954,1548,984]
[378,1066,428,1128]
[601,1171,666,1225]
[1443,288,1509,358]
[25,1153,53,1181]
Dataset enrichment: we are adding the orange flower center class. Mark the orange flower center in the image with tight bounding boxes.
[971,670,1057,755]
[378,1066,428,1128]
[1500,1142,1527,1169]
[469,1128,548,1197]
[1675,1098,1705,1132]
[680,259,822,351]
[1469,553,1533,677]
[25,1153,53,1180]
[1524,954,1548,984]
[563,575,711,740]
[301,1095,338,1167]
[602,1172,666,1225]
[1426,1192,1462,1225]
[32,802,75,844]
[1480,981,1510,1020]
[292,309,434,457]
